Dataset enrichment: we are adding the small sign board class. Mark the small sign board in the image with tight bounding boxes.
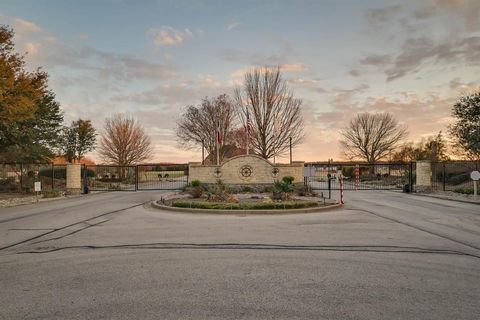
[34,181,41,192]
[471,171,480,181]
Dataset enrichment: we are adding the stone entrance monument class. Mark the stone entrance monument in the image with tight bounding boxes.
[189,154,304,184]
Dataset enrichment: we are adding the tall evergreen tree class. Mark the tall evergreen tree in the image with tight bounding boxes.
[0,25,63,162]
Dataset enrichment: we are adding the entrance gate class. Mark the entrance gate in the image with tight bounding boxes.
[304,162,414,192]
[84,164,188,191]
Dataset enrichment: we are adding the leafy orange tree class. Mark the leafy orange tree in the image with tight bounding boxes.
[0,25,63,162]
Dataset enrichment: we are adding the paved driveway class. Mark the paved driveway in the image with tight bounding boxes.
[0,190,479,319]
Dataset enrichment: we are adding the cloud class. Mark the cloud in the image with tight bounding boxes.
[227,22,241,30]
[111,74,233,107]
[360,54,391,66]
[310,83,458,147]
[14,18,42,33]
[148,26,193,46]
[348,69,360,77]
[366,4,403,25]
[289,78,319,87]
[359,35,480,81]
[449,77,480,93]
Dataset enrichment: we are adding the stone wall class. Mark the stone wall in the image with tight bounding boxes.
[189,155,304,184]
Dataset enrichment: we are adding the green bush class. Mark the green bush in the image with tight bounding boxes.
[171,200,318,210]
[191,180,201,187]
[453,187,475,195]
[282,176,295,184]
[241,186,253,193]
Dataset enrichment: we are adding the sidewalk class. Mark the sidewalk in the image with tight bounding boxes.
[413,190,480,205]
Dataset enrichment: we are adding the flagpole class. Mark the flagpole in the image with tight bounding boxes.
[216,119,220,165]
[246,106,249,155]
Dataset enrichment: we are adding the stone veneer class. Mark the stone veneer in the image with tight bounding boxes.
[416,160,432,192]
[189,154,304,184]
[66,163,82,194]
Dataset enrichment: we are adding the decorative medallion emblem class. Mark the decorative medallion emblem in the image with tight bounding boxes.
[272,167,279,177]
[213,167,222,178]
[239,165,253,178]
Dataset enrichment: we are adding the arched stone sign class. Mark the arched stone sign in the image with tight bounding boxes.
[189,155,304,184]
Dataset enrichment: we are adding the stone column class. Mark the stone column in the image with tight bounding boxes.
[66,163,82,195]
[416,160,432,192]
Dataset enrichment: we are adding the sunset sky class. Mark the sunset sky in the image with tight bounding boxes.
[1,0,479,163]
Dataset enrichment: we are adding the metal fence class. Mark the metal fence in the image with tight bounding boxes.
[136,164,188,190]
[0,163,67,193]
[432,161,479,192]
[82,163,189,191]
[84,165,137,191]
[304,162,413,191]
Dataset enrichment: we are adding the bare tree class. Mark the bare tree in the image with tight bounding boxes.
[176,94,236,162]
[98,114,152,165]
[340,112,407,163]
[234,66,304,160]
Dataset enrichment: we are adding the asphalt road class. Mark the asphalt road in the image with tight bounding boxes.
[0,190,479,319]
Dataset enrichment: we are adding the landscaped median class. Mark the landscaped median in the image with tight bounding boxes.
[151,177,342,214]
[151,194,341,214]
[151,199,341,214]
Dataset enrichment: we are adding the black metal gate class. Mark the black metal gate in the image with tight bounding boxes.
[85,165,136,191]
[84,163,189,191]
[304,162,414,192]
[136,164,188,190]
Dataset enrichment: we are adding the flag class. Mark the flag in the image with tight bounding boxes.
[217,119,222,145]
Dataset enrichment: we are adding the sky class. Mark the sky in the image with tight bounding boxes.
[1,0,479,163]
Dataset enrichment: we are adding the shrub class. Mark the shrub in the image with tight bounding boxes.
[191,179,201,187]
[171,200,318,210]
[209,179,230,202]
[186,186,203,198]
[296,184,315,196]
[282,176,295,184]
[0,177,19,192]
[448,173,471,185]
[42,189,62,198]
[273,177,295,200]
[453,187,475,195]
[241,186,253,193]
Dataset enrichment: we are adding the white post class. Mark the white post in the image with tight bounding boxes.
[474,181,478,200]
[470,171,480,200]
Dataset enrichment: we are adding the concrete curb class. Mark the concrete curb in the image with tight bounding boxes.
[151,200,342,215]
[411,193,480,205]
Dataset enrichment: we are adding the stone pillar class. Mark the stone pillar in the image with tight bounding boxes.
[66,164,82,195]
[416,160,432,192]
